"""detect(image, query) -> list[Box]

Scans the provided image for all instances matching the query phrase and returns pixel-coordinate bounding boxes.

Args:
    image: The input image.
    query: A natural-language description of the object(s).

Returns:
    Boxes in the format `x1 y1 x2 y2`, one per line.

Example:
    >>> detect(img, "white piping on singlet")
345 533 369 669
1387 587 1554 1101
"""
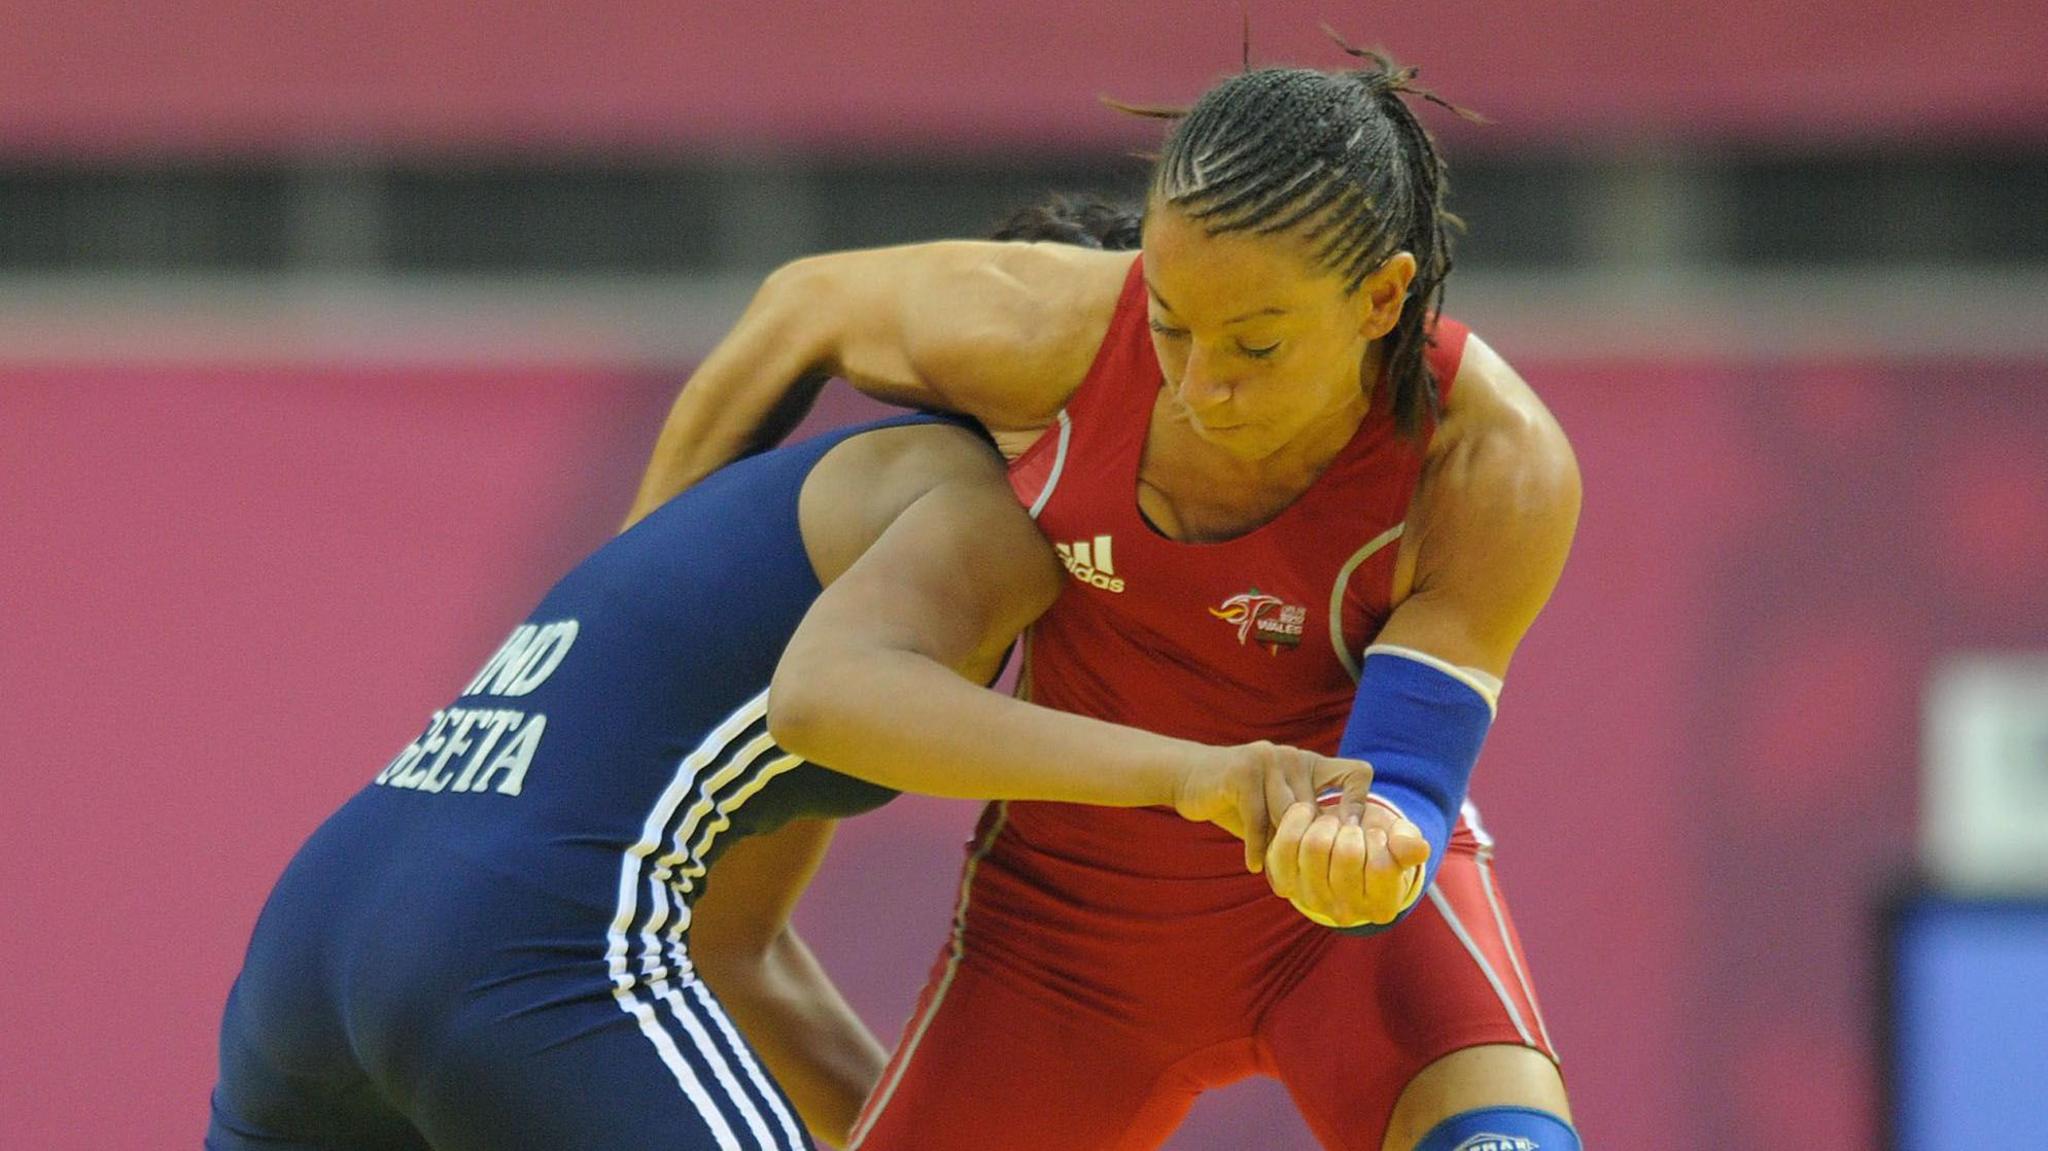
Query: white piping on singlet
1425 883 1538 1049
1476 852 1556 1056
1328 524 1408 683
1459 801 1557 1054
846 801 1011 1150
1025 410 1073 521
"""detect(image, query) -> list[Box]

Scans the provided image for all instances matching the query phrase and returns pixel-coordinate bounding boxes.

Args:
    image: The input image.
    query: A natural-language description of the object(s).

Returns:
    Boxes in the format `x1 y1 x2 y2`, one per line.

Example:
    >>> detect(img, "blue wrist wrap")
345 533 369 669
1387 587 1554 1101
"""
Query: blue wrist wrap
1332 646 1495 932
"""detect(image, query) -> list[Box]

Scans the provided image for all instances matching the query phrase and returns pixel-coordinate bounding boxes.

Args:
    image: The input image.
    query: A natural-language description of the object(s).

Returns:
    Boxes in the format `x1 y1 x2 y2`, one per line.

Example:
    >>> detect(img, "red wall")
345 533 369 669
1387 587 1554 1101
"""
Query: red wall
3 1 2044 156
4 362 2046 1149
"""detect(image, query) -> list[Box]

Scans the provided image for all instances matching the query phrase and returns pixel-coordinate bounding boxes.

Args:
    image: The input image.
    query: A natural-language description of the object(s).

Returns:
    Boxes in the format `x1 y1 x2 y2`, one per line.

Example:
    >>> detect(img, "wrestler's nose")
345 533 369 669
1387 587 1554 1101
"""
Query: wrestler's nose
1176 345 1235 413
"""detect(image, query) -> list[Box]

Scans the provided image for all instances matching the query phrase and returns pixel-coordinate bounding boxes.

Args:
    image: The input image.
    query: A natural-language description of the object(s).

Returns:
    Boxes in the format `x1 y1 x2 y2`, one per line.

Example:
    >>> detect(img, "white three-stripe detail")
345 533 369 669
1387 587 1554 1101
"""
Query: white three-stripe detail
690 980 808 1148
605 688 803 1149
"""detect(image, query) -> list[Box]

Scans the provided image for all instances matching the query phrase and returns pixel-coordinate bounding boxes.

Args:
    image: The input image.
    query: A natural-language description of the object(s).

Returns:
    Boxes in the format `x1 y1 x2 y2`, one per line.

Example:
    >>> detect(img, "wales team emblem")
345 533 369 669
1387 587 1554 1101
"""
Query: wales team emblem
1209 589 1308 654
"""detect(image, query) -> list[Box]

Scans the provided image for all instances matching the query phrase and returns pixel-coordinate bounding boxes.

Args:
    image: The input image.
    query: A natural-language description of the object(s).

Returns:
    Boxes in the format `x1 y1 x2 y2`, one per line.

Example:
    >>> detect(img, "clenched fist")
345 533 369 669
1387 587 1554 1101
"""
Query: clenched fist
1267 796 1429 929
1170 741 1376 875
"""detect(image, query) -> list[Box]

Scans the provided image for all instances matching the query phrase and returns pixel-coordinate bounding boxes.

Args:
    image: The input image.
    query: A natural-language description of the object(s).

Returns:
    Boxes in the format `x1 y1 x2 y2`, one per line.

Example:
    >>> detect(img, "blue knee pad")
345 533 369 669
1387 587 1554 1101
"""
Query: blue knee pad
1413 1106 1580 1151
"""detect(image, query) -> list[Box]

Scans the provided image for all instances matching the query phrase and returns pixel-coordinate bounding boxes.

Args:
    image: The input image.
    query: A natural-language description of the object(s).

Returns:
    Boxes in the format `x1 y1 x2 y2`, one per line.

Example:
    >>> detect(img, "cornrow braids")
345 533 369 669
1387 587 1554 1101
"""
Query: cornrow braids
1136 40 1480 437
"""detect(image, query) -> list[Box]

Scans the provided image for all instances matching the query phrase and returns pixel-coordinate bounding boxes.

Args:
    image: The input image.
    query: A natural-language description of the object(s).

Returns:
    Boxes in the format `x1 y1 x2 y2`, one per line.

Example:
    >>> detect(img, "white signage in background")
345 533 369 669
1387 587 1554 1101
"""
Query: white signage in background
1923 655 2048 893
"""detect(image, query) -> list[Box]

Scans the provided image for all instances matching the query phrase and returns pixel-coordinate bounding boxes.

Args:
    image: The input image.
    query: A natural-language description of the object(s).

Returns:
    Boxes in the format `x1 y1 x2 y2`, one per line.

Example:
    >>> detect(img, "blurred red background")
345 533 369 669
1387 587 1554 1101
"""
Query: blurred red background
6 359 2043 1148
3 0 2043 154
4 1 2047 1147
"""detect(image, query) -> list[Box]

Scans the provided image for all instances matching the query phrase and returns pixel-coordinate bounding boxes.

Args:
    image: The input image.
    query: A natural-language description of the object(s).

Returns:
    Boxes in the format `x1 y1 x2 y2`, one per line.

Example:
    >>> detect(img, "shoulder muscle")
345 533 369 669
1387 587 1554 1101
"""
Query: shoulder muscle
794 428 1061 685
791 242 1129 432
796 422 1008 588
1385 334 1581 677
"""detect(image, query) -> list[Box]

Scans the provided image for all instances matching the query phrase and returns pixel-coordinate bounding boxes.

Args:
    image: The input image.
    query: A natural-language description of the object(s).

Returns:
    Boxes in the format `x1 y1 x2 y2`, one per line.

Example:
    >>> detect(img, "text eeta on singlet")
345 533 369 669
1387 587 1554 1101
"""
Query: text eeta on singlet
373 621 578 797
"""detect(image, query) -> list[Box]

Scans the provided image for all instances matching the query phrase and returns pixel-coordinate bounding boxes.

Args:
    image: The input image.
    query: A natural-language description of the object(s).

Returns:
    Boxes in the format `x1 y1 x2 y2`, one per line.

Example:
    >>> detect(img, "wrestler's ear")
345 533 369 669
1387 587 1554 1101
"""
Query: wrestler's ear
1356 252 1415 342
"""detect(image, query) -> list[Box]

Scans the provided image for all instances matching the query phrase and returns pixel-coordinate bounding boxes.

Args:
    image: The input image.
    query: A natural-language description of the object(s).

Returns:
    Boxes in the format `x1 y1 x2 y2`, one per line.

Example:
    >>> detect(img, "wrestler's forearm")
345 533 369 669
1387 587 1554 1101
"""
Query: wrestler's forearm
770 645 1211 810
625 268 835 527
694 927 885 1149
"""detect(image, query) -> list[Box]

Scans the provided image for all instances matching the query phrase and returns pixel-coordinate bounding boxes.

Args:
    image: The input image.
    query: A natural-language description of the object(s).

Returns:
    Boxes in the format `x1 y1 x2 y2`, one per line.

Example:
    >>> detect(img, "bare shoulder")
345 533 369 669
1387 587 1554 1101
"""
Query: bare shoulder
867 419 1010 488
810 420 1007 517
774 240 1129 433
1429 333 1581 527
1385 333 1582 673
910 240 1131 323
798 421 1010 586
778 237 1138 430
893 242 1132 430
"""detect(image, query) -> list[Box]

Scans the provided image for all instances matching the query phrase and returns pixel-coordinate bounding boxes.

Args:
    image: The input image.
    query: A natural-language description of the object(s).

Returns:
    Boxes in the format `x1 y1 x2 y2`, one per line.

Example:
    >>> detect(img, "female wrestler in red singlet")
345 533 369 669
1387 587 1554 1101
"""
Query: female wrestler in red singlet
634 53 1582 1151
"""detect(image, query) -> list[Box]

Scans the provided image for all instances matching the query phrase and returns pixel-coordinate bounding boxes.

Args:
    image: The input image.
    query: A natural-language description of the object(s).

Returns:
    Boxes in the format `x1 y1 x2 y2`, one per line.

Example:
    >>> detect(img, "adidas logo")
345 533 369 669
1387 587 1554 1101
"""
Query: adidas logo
1054 535 1126 593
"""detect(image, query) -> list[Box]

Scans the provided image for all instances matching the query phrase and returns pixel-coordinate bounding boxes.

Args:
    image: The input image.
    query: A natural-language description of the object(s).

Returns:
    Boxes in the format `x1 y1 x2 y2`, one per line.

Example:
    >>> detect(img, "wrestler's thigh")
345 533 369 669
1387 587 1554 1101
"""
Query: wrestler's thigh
850 958 1189 1151
1262 848 1563 1151
411 979 814 1151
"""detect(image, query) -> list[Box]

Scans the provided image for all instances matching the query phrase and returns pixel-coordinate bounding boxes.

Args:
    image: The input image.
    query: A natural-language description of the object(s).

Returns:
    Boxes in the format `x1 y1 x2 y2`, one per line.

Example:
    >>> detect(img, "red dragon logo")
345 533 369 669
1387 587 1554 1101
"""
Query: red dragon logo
1209 590 1307 653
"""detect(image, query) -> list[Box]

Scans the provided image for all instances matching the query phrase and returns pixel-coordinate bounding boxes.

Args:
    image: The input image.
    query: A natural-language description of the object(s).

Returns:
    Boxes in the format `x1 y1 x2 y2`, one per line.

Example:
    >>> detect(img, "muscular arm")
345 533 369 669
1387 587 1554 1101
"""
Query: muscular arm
625 241 1127 526
774 427 1375 862
688 819 881 1148
771 468 1224 809
1267 336 1581 928
690 432 1386 1134
1379 334 1582 676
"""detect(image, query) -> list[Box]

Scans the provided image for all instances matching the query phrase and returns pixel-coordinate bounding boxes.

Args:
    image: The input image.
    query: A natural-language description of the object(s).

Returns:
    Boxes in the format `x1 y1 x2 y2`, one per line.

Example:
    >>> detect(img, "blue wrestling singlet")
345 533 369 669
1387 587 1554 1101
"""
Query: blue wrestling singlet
210 416 954 1151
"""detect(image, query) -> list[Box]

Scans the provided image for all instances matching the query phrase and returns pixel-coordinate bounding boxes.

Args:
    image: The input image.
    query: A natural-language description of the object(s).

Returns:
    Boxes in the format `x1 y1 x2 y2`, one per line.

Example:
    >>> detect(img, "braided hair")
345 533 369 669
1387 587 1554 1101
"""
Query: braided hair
990 193 1143 251
1130 41 1477 437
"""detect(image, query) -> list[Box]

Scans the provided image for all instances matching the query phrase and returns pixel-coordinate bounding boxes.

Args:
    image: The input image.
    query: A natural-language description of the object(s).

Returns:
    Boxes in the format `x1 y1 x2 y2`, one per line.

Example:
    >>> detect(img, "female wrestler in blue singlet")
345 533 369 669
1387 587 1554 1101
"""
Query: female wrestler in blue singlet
210 414 1373 1151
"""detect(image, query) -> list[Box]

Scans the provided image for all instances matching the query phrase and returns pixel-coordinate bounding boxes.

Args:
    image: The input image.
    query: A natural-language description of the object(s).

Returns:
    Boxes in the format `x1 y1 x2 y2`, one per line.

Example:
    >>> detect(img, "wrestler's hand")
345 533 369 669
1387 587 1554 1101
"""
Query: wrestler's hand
1171 742 1375 874
1264 798 1430 929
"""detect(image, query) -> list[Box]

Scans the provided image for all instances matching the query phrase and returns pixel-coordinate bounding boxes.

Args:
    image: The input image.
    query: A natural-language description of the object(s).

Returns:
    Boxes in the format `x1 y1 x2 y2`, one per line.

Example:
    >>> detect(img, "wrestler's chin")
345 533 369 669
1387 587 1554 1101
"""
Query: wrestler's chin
1191 420 1280 461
